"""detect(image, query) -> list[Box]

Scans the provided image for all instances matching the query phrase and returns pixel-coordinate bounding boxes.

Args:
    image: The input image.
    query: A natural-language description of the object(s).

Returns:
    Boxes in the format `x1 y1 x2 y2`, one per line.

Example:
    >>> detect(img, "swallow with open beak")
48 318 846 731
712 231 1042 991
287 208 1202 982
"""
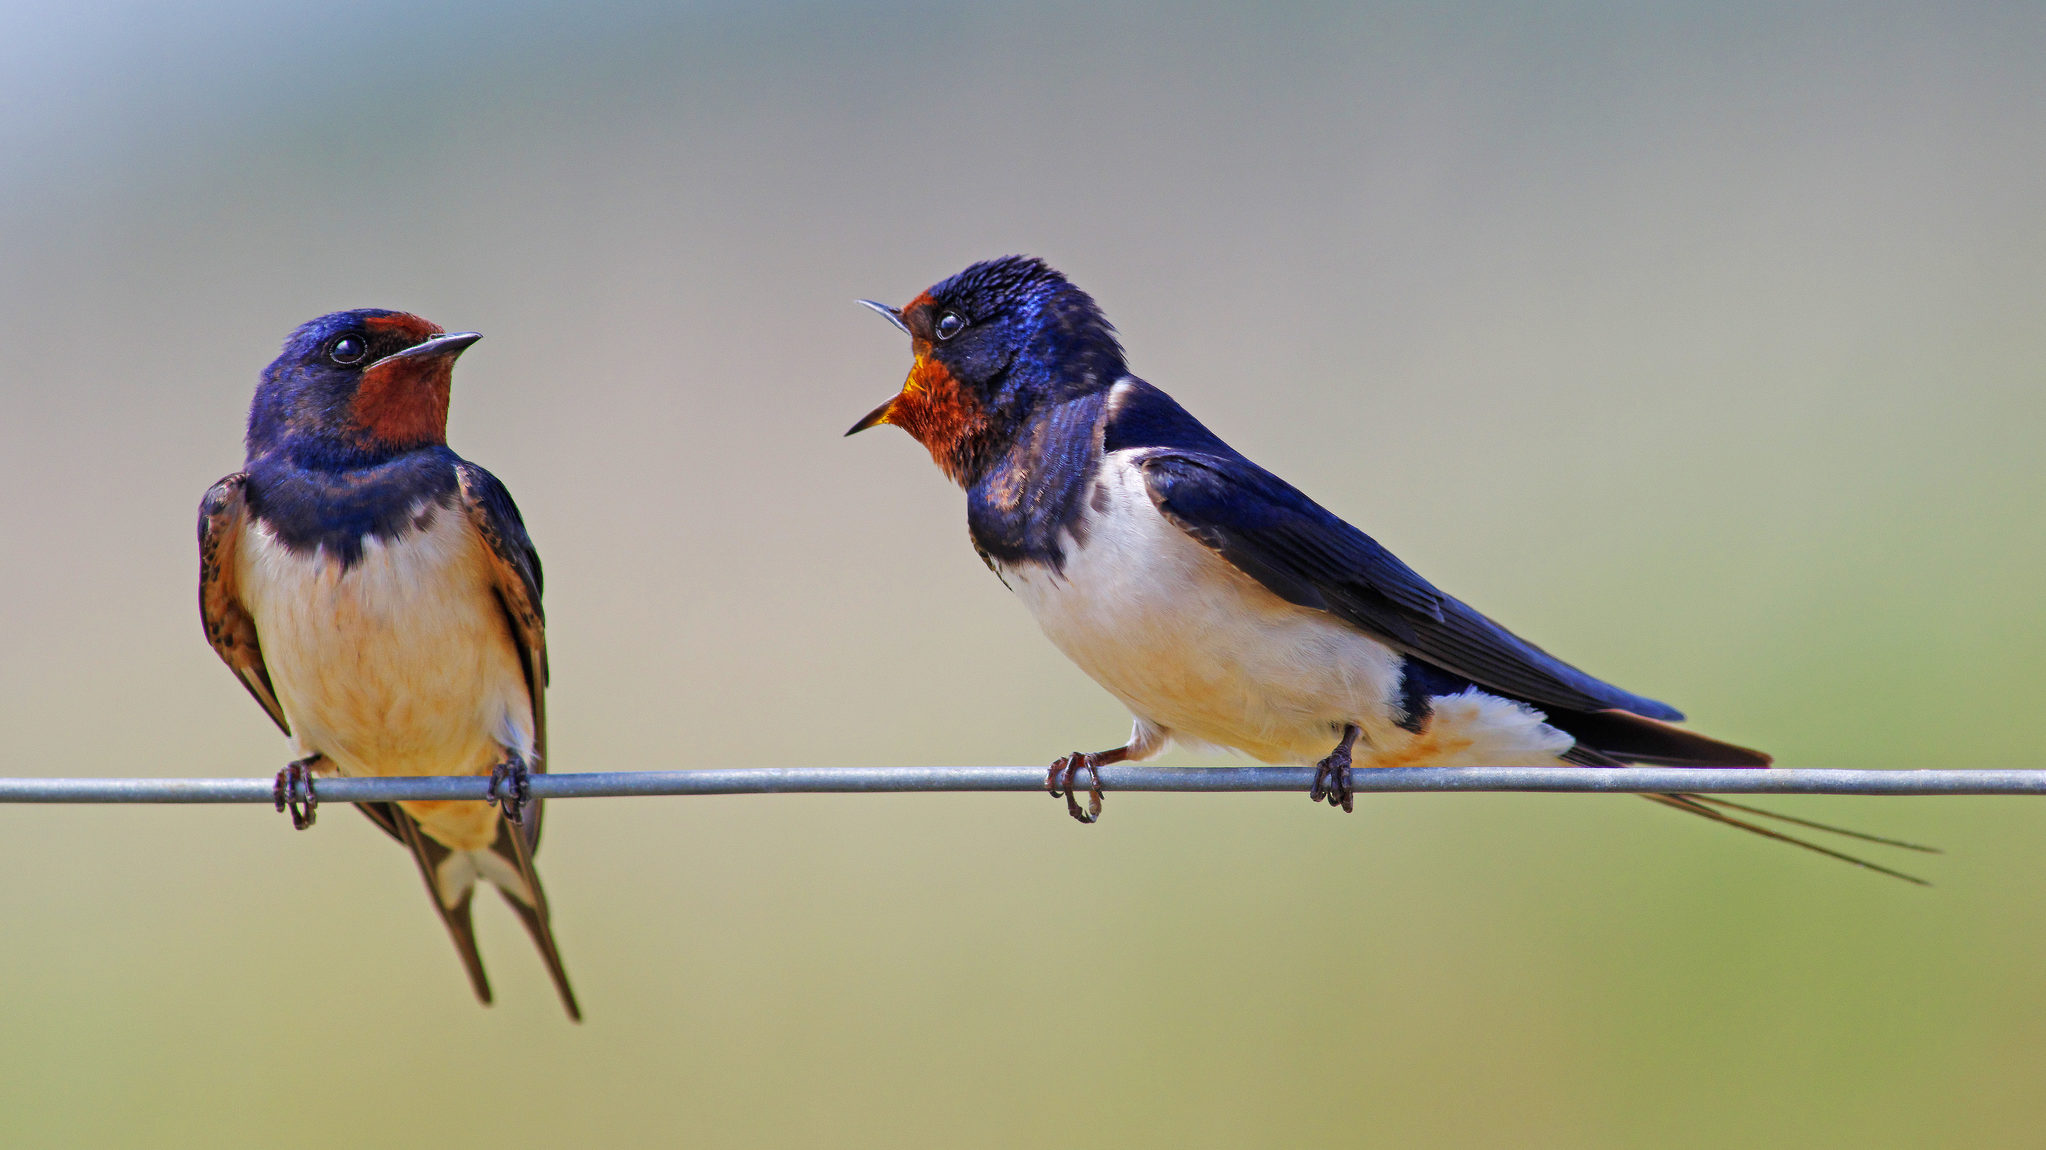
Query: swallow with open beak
849 256 1933 881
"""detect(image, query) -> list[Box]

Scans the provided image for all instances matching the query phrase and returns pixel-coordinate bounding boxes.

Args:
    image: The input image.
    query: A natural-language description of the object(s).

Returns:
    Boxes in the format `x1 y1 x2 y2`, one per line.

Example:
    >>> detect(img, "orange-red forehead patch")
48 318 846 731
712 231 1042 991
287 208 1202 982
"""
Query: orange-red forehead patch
364 313 444 343
901 291 937 336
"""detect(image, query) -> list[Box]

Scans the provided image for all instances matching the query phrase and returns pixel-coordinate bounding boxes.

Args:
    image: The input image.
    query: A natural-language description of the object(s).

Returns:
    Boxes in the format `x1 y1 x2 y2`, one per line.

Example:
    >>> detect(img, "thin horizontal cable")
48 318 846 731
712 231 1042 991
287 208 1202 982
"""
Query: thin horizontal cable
0 766 2043 804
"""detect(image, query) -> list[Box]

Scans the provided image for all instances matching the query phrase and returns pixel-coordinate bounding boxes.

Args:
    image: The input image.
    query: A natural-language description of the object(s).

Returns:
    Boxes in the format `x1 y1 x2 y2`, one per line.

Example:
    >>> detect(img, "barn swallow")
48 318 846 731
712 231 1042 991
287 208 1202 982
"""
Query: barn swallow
850 256 1934 881
199 310 580 1017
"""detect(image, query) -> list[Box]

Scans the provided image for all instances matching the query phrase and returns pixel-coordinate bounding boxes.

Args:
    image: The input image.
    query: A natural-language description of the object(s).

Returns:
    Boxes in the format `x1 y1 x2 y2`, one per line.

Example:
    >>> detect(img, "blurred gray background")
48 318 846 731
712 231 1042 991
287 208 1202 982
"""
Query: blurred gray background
2 2 2043 1146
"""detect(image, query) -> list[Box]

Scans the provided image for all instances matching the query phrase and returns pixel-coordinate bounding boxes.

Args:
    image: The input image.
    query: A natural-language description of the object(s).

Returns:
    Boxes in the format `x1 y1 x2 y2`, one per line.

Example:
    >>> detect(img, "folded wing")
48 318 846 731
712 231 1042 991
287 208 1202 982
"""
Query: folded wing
198 473 290 735
1109 382 1681 721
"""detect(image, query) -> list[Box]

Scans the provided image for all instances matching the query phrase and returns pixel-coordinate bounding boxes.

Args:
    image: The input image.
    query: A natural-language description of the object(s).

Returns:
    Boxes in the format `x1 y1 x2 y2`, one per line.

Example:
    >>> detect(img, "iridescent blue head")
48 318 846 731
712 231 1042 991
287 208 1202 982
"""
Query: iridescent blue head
848 256 1125 483
246 309 481 468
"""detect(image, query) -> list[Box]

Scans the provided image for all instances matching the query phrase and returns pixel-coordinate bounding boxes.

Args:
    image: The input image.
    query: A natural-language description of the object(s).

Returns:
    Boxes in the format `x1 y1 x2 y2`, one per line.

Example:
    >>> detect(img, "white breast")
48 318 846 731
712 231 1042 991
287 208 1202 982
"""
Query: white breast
1000 450 1570 769
235 503 534 796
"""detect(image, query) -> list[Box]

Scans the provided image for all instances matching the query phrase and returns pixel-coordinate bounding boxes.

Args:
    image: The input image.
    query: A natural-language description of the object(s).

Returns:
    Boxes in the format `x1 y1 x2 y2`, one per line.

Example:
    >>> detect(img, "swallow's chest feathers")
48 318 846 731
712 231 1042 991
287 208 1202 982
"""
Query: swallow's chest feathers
996 451 1570 768
235 495 532 783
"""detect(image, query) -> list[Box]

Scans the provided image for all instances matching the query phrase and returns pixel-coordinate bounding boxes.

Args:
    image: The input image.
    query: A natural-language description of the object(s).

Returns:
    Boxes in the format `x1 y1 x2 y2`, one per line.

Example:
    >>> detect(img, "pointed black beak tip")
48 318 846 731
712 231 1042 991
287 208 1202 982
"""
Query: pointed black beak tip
379 331 483 365
432 331 483 357
846 394 897 436
857 299 911 336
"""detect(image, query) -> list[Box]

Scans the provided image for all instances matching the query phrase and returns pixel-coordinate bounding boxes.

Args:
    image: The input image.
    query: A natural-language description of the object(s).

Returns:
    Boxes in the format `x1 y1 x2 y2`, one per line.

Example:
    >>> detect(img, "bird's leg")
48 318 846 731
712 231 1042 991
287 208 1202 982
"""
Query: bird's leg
1047 746 1128 825
1311 724 1362 813
272 754 324 830
487 752 534 824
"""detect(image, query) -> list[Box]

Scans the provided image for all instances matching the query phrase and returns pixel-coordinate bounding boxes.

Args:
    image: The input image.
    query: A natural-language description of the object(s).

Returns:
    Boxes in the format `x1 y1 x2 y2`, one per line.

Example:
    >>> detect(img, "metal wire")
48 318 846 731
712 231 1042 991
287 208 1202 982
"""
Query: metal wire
0 766 2041 804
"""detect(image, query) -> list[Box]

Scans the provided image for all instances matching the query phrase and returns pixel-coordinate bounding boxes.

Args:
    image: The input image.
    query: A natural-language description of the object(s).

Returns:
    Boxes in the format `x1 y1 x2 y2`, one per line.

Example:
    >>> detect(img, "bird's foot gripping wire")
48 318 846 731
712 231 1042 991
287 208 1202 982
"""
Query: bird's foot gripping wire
1047 751 1113 825
273 755 322 830
487 756 533 824
1310 724 1362 813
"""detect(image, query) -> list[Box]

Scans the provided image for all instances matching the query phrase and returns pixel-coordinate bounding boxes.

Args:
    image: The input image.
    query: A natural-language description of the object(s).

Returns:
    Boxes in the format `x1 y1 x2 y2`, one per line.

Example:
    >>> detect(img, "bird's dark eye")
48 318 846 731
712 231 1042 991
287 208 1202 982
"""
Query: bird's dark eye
934 312 966 341
328 335 368 365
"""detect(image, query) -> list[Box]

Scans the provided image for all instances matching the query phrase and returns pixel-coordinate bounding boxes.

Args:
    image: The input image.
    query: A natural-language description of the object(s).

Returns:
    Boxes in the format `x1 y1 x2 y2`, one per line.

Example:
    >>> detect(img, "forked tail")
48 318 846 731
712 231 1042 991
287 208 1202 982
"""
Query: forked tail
359 802 583 1020
1555 710 1939 885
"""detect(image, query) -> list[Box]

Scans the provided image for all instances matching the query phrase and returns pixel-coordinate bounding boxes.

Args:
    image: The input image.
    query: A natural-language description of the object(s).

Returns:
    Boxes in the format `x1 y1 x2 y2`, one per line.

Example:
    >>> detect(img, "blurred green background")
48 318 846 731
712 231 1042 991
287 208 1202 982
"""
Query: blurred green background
2 2 2043 1146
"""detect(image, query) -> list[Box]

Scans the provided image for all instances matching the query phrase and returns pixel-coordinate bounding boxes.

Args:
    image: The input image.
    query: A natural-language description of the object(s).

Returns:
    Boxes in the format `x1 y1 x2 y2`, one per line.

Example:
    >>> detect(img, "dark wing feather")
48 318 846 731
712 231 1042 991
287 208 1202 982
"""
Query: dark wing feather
1545 709 1767 767
198 473 290 734
1100 385 1943 875
356 800 408 844
455 461 549 851
384 800 582 1018
368 796 581 1017
488 810 581 1020
1102 382 1678 718
453 462 580 1017
1132 448 1682 720
391 809 495 1006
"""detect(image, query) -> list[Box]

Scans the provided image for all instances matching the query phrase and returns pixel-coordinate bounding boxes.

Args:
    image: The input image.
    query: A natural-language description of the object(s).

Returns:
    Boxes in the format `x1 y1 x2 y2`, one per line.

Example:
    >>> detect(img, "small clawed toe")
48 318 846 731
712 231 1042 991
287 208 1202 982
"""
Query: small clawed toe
487 759 532 823
273 756 320 830
1311 725 1359 813
1310 757 1354 813
1047 753 1105 824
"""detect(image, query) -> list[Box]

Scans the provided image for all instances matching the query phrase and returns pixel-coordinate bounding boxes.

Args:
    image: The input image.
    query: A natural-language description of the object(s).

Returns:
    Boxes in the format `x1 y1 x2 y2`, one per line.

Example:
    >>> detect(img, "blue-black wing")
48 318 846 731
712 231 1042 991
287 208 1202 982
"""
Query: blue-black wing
1102 382 1946 875
1106 380 1682 720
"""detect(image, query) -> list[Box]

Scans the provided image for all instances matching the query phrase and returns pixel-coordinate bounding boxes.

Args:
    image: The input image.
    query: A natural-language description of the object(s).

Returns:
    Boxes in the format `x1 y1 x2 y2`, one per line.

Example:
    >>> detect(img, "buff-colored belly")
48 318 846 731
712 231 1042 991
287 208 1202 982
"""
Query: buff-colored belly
236 507 532 850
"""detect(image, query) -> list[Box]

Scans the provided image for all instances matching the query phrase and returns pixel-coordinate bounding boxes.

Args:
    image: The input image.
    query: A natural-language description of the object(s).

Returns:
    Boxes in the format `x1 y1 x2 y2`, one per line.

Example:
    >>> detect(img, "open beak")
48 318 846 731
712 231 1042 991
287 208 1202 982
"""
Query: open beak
857 299 910 335
376 331 483 366
845 395 897 436
847 299 911 434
